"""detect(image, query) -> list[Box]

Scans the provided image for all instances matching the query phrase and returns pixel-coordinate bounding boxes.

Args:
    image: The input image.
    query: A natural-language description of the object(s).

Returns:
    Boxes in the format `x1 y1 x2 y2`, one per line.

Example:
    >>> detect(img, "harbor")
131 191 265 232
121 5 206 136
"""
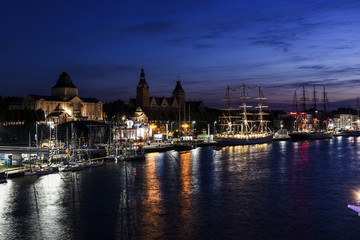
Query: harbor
3 1 360 238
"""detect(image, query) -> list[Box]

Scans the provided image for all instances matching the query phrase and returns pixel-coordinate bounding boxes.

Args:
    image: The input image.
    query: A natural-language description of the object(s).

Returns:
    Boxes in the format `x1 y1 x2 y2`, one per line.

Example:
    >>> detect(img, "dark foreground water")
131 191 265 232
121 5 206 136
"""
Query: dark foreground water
1 137 360 240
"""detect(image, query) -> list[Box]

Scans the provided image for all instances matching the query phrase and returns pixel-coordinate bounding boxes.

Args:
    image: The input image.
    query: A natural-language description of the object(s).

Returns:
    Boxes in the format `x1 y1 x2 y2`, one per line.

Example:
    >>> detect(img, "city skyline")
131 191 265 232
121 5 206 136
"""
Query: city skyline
2 0 360 111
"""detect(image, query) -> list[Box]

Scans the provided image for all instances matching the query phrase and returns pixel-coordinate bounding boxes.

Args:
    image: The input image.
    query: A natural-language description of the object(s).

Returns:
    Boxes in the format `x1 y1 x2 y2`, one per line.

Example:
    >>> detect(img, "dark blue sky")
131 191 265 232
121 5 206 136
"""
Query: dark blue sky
2 0 360 110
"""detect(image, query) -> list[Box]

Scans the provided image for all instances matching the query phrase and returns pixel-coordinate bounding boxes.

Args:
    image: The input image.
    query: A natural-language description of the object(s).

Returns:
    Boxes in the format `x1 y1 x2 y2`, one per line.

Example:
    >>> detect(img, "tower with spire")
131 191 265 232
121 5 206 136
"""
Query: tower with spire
136 68 150 109
172 80 186 108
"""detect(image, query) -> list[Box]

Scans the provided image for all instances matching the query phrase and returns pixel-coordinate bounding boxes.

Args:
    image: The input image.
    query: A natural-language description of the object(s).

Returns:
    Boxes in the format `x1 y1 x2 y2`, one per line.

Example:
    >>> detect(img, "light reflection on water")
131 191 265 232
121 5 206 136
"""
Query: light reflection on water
1 140 360 239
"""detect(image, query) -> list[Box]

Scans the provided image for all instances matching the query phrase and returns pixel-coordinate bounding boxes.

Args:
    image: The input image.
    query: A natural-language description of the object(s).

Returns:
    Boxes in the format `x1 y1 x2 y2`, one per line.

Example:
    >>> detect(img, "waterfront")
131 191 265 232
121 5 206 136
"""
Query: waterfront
1 137 360 239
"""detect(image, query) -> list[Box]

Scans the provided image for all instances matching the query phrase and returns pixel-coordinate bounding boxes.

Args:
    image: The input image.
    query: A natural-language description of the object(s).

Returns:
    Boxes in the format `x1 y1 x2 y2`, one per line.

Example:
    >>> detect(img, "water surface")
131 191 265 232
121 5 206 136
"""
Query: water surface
1 137 360 239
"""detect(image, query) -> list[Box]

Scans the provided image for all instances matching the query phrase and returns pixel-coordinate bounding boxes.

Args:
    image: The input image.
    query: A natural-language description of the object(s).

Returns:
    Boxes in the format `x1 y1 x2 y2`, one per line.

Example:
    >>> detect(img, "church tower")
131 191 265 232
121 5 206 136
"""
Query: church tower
172 80 186 107
136 68 150 109
51 71 78 101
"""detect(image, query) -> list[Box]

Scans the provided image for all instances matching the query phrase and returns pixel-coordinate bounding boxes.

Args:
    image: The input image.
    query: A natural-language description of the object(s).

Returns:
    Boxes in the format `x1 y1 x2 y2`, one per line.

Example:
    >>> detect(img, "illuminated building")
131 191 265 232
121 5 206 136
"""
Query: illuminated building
17 71 103 123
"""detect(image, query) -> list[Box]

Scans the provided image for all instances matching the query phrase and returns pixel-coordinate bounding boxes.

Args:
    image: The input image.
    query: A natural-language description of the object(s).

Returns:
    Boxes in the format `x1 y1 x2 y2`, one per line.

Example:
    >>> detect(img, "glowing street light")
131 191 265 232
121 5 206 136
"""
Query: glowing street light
182 123 189 130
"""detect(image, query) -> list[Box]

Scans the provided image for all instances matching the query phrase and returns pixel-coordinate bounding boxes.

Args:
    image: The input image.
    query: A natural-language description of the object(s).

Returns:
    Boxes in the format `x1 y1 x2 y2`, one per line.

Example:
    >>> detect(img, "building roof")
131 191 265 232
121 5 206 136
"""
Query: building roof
137 68 149 89
82 97 100 103
173 80 184 92
52 71 77 89
27 94 99 103
28 94 63 101
150 97 169 106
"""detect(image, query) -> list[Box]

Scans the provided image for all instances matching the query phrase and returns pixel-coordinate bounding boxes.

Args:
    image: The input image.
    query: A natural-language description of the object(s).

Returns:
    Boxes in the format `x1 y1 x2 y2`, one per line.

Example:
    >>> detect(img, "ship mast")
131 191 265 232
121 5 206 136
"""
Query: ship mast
239 83 253 134
312 84 319 132
219 86 241 134
255 85 269 133
300 83 309 112
357 97 360 130
321 85 329 131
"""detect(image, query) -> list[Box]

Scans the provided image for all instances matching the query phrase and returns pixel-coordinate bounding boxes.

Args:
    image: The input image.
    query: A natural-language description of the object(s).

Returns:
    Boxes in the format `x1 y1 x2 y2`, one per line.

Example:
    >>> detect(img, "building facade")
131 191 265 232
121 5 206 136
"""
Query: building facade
20 71 103 123
129 68 188 111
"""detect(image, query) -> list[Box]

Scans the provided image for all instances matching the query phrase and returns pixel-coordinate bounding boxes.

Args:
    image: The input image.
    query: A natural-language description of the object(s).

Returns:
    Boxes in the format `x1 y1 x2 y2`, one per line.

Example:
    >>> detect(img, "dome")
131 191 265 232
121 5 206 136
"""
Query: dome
52 71 77 89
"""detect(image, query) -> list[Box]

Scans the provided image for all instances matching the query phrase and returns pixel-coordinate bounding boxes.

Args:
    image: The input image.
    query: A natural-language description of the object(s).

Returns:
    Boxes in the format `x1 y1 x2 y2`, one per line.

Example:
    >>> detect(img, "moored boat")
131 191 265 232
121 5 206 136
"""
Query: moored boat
173 142 195 151
273 129 290 141
214 84 273 146
338 130 360 137
36 167 53 176
289 83 333 141
289 131 333 141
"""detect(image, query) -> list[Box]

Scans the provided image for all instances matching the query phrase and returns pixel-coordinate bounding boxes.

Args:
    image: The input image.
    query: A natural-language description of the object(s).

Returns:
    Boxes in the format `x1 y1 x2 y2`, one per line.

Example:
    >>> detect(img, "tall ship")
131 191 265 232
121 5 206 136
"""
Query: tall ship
289 83 333 141
214 84 273 145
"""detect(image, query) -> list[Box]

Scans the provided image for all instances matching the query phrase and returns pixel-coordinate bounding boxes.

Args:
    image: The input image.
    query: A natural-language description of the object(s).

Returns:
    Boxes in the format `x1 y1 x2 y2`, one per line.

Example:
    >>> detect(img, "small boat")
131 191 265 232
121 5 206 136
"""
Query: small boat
273 129 290 141
84 160 104 168
338 130 360 137
24 169 38 176
173 142 195 151
36 167 53 176
71 163 85 172
58 164 72 172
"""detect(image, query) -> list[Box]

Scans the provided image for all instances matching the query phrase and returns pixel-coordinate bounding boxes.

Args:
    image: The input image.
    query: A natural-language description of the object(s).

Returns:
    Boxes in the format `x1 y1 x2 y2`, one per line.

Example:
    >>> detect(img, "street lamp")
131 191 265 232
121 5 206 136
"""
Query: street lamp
213 121 217 134
182 123 189 136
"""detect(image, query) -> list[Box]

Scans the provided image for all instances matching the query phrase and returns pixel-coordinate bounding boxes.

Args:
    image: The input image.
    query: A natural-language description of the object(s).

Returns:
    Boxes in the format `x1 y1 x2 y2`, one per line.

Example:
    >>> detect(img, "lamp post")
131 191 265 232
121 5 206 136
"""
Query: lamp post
213 121 217 134
182 123 189 136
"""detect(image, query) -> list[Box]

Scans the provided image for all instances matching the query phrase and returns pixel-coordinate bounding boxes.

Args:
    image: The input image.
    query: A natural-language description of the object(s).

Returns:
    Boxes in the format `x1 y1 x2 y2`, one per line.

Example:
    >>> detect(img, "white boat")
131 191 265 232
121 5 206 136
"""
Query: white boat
214 84 273 146
273 129 290 141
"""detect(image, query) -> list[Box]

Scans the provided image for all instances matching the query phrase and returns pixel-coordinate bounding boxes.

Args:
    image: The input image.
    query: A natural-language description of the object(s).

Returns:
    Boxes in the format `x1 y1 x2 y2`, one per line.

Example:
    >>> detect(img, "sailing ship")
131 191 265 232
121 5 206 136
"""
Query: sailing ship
214 84 273 145
289 83 333 141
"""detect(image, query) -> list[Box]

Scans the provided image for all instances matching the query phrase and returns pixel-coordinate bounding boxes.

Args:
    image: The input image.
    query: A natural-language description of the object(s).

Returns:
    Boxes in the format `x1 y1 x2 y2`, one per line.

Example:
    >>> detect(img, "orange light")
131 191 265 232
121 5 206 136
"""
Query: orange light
290 112 297 115
182 123 189 129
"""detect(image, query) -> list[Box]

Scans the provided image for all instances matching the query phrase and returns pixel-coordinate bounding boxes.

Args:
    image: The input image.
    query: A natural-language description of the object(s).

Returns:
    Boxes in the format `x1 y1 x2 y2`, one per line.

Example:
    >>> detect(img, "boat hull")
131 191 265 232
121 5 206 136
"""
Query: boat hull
214 134 274 146
339 130 360 137
289 132 333 141
173 144 195 151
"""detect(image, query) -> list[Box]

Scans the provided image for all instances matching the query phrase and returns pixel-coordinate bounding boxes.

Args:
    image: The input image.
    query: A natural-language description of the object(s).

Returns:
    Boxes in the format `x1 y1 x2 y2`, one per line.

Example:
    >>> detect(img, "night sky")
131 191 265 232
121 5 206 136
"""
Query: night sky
2 0 360 111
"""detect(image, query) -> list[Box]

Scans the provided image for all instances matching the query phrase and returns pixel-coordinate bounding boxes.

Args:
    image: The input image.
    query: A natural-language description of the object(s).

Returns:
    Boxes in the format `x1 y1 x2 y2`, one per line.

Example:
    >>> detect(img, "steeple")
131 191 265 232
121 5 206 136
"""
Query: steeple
136 68 150 109
172 80 185 107
140 68 146 83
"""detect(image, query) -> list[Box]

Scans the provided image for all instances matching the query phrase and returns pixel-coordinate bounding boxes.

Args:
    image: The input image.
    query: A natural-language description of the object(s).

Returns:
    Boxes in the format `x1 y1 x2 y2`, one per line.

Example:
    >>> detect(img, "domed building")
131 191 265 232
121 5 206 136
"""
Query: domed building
20 71 103 123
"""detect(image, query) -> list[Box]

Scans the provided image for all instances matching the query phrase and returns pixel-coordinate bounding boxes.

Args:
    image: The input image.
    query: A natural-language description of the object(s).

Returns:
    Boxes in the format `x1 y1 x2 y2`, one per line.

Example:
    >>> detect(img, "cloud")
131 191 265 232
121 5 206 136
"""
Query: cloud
298 65 327 70
251 39 290 52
